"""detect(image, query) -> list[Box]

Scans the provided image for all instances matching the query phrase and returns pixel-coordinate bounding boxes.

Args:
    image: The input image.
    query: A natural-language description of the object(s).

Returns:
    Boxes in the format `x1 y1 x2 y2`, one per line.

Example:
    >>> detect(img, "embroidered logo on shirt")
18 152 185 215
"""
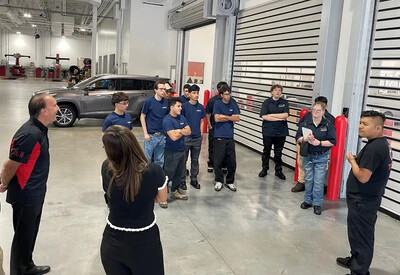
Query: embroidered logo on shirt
197 110 201 112
162 107 167 109
229 109 233 111
278 104 285 107
320 126 327 132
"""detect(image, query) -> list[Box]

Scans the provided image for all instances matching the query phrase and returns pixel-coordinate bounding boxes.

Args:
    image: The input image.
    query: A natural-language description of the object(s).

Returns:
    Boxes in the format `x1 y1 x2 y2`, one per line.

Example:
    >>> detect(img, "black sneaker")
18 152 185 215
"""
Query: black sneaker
275 171 286 180
207 166 214 173
300 201 312 209
336 256 351 269
180 182 187 190
314 206 322 215
258 168 268 177
222 167 228 174
190 181 201 189
291 182 305 192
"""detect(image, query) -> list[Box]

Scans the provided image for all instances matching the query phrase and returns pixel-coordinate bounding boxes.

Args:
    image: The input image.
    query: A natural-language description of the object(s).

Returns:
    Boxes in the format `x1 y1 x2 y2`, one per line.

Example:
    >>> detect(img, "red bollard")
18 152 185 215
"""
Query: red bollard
203 89 211 134
294 108 310 183
326 115 347 200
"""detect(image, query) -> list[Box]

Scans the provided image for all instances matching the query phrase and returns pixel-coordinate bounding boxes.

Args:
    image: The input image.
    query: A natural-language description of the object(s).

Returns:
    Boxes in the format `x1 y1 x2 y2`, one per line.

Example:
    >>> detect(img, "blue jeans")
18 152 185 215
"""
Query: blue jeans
144 135 165 166
302 151 330 206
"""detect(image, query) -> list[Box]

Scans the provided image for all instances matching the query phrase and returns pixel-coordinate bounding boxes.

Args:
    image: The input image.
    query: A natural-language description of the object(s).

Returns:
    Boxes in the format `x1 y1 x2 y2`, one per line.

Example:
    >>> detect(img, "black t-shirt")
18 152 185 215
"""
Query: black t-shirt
205 95 238 126
346 137 392 199
295 116 336 154
259 97 289 137
6 118 50 206
102 160 166 228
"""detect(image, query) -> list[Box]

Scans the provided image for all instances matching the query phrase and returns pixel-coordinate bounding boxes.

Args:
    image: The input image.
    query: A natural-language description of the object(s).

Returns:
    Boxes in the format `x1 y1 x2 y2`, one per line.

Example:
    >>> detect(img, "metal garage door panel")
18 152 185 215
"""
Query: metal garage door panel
235 52 318 61
236 29 321 44
374 39 400 49
381 198 400 216
374 29 400 40
384 189 400 205
232 81 312 93
235 45 318 56
233 71 315 82
237 13 321 35
234 60 317 67
239 0 322 22
235 37 320 51
376 18 400 30
387 179 400 193
237 21 321 40
368 79 400 89
373 49 400 58
366 96 400 110
370 68 400 78
378 0 400 10
377 8 400 21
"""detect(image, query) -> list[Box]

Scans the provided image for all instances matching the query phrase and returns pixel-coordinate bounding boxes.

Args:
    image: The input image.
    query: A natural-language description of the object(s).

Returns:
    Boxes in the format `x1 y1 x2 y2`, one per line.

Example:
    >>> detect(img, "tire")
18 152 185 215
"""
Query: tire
54 104 77 127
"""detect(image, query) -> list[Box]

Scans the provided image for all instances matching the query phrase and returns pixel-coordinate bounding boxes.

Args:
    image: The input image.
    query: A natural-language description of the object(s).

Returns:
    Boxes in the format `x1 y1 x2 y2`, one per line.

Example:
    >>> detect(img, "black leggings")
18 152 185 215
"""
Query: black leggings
100 224 164 275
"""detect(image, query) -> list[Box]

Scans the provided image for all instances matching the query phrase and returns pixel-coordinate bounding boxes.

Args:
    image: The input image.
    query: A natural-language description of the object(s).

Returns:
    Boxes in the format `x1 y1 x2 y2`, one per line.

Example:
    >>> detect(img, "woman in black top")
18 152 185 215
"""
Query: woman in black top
100 125 167 275
295 102 336 215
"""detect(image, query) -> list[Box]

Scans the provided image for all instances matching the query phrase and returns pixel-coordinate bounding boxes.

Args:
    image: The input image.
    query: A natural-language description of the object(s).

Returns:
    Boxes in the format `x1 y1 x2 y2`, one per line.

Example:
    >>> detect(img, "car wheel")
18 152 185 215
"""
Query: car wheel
54 105 77 127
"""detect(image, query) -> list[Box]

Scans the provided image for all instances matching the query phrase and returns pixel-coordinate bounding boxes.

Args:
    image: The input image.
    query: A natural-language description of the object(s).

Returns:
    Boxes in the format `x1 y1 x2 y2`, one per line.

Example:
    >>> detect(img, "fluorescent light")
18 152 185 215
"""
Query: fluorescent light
16 31 21 34
32 24 37 27
23 13 31 18
80 28 86 32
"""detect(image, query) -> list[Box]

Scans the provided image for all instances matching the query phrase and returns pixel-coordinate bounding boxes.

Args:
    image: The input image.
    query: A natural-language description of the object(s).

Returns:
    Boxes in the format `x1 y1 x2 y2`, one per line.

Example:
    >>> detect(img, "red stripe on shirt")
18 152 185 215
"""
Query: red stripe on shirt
16 142 41 190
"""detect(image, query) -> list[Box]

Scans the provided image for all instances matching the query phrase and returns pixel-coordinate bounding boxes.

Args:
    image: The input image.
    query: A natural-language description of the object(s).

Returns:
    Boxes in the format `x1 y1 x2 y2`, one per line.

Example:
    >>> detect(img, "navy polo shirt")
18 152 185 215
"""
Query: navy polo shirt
213 99 240 138
141 96 169 134
6 118 50 206
295 116 336 154
259 97 289 137
179 95 189 103
102 112 133 132
182 101 205 138
302 110 335 125
162 114 189 152
206 95 239 126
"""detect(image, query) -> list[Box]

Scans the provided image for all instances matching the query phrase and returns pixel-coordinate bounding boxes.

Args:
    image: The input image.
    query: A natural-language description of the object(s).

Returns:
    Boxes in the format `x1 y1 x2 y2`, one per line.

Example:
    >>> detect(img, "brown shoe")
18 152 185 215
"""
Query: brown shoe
171 190 188 200
291 182 305 192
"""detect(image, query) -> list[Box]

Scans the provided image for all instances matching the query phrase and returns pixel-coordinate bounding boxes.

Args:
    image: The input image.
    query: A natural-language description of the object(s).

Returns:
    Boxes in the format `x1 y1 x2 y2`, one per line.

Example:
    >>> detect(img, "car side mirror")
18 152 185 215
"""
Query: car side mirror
83 90 89 96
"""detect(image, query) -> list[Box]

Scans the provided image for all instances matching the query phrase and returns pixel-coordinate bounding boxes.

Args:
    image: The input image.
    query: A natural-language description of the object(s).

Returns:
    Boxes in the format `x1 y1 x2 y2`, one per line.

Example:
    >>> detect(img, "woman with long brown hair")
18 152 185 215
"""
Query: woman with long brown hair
100 125 167 275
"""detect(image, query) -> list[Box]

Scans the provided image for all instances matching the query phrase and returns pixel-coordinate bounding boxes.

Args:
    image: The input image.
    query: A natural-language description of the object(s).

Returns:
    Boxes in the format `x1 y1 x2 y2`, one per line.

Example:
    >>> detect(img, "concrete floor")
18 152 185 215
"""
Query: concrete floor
0 79 399 275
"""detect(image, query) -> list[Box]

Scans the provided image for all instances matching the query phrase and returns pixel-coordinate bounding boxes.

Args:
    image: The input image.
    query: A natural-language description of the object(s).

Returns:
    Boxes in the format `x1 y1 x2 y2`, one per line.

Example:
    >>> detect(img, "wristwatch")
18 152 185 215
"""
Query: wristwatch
319 140 322 146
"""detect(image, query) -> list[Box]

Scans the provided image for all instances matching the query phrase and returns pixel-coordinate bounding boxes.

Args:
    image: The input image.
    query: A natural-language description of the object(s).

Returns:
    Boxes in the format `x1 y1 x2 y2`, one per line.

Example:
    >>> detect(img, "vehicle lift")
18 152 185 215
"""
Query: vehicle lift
45 53 70 81
4 53 31 78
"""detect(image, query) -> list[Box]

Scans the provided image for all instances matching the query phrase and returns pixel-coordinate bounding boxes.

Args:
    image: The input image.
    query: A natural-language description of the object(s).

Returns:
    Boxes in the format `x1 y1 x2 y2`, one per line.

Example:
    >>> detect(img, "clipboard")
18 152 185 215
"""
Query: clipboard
302 127 313 138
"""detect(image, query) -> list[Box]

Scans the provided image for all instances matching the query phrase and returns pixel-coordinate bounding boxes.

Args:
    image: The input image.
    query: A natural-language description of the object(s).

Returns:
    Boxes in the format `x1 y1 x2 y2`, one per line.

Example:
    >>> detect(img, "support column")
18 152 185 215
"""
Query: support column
223 16 237 85
339 0 376 197
175 30 185 95
313 0 343 112
116 0 125 74
211 16 226 92
91 5 98 75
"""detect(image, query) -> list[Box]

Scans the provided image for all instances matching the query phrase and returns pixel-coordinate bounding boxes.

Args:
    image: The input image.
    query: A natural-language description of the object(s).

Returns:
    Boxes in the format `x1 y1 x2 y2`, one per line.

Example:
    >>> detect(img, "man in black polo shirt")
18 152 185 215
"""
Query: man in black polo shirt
258 84 289 180
337 111 392 275
0 94 59 275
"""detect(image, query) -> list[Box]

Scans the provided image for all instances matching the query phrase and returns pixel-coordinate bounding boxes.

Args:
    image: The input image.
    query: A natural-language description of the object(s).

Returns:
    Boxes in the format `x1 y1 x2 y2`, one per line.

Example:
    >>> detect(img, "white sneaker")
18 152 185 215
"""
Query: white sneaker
214 182 223 191
224 183 237 192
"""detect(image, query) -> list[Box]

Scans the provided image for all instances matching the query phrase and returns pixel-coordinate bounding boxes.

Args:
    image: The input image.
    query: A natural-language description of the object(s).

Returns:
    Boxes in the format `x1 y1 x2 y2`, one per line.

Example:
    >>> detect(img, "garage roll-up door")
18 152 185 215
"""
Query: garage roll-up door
232 0 323 167
365 0 400 217
169 0 215 30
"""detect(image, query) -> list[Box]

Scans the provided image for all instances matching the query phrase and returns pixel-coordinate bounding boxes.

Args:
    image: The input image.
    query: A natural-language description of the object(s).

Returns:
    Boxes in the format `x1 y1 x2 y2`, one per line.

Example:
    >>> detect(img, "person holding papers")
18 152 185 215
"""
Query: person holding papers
295 102 336 215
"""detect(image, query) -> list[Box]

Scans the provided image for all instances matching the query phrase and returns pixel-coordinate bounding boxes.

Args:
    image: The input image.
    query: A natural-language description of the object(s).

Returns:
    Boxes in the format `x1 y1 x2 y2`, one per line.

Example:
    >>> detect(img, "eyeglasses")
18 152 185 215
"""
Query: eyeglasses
312 109 323 113
117 101 129 106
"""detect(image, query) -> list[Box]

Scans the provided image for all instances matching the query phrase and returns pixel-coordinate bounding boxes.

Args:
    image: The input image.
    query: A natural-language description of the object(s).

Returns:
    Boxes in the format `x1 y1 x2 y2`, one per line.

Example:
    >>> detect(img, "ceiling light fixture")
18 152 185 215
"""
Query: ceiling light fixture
32 24 37 27
80 28 86 32
16 31 21 34
23 13 32 18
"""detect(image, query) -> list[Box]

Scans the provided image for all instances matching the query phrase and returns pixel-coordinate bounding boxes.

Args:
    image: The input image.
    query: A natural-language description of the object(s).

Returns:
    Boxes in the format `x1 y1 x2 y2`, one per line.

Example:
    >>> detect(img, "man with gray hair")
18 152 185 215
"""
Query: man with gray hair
0 93 59 275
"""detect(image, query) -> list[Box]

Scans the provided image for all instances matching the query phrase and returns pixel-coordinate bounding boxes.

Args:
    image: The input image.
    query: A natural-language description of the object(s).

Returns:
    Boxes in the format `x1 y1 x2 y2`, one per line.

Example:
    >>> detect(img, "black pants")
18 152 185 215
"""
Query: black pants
10 203 43 275
101 224 164 275
208 127 226 168
214 138 236 184
164 150 185 192
347 196 381 275
261 136 286 172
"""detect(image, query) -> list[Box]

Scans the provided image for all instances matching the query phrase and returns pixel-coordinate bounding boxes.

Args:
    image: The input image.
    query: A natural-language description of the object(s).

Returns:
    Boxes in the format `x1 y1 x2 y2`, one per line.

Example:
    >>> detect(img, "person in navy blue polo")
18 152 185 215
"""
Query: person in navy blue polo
140 81 169 166
0 94 59 275
213 85 240 192
258 84 289 180
179 84 191 103
163 98 191 204
102 92 133 133
180 84 206 190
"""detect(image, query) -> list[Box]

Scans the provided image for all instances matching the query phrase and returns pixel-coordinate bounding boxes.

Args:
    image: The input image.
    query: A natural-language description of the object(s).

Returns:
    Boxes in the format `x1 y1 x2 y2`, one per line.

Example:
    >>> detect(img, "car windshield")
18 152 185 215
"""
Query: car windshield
72 75 104 89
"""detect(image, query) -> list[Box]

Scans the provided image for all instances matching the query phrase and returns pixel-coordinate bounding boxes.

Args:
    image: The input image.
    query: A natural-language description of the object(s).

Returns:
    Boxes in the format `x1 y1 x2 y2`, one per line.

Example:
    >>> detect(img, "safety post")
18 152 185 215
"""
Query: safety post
294 108 310 182
327 115 348 200
203 89 211 134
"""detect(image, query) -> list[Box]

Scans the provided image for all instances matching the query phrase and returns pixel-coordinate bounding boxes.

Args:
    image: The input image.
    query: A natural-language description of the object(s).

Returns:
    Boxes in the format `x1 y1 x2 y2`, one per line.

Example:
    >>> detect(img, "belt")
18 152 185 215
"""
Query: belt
150 132 164 136
309 150 329 156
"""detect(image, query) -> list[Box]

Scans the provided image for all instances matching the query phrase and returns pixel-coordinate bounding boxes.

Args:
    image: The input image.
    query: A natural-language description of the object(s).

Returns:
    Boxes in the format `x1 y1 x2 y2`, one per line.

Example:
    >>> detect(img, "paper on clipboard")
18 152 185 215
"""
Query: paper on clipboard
302 127 313 138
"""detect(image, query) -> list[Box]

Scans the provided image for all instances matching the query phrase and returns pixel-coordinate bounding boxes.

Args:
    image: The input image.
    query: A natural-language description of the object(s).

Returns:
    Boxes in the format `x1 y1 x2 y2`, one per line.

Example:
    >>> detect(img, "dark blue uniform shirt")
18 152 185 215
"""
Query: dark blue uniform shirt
7 118 50 206
206 95 238 126
102 112 133 132
179 95 189 103
259 97 289 137
162 114 189 152
141 96 169 134
182 101 205 138
295 116 336 154
213 99 240 139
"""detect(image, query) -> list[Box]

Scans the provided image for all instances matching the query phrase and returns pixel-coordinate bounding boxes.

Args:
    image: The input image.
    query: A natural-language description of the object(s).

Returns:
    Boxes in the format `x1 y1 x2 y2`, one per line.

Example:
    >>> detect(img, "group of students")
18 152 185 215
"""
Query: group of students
0 80 392 275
